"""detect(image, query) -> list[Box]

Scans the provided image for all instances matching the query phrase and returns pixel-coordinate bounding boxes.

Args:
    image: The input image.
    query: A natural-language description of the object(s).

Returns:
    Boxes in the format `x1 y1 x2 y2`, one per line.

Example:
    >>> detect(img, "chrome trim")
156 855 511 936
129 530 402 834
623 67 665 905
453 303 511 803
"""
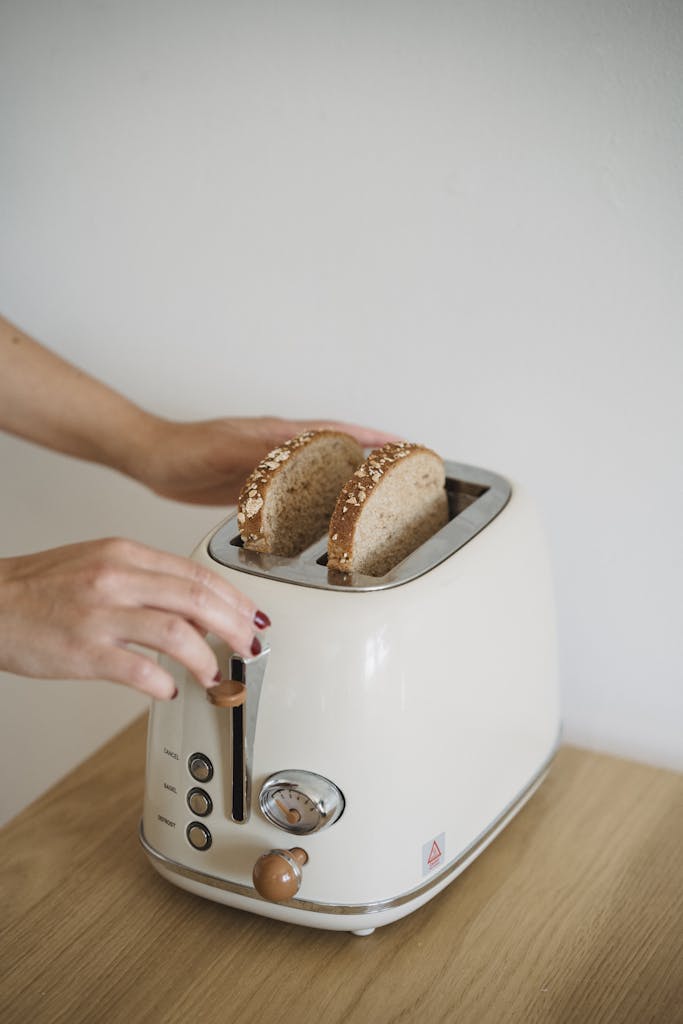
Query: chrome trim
225 645 270 825
207 460 511 591
270 848 304 886
259 770 345 835
139 739 558 917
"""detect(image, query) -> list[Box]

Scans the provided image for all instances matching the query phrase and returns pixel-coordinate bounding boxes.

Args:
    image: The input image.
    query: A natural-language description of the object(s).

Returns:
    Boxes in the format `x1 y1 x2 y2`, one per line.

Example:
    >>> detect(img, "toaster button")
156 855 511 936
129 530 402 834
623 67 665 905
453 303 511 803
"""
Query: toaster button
186 822 212 851
187 788 213 817
188 753 213 783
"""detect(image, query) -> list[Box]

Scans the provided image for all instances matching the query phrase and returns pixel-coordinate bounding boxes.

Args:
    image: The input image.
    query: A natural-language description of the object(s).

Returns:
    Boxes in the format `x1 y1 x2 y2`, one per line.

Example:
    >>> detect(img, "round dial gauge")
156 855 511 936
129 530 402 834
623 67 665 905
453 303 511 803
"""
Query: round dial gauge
259 771 344 835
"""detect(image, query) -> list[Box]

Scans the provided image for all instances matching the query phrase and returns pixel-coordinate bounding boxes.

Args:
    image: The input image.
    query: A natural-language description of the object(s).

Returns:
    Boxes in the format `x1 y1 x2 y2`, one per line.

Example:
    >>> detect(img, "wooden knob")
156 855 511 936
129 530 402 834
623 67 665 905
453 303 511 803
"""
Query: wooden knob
252 847 308 902
207 679 246 708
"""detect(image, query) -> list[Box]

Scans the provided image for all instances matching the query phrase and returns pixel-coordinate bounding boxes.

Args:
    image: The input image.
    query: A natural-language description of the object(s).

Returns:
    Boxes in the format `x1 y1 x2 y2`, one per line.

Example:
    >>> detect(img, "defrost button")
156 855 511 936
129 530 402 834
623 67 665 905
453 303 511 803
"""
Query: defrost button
186 822 212 851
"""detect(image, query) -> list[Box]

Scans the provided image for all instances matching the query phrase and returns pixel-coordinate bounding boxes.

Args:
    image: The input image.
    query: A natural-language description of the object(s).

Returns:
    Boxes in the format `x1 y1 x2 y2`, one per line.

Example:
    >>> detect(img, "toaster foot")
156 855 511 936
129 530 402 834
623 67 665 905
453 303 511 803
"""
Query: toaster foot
351 928 375 937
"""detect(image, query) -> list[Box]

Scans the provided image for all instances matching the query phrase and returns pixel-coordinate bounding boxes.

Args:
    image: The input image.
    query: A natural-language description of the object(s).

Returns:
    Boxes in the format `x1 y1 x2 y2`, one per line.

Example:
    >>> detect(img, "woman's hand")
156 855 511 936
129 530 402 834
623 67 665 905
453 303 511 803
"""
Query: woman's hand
128 415 402 506
0 538 270 699
0 315 401 505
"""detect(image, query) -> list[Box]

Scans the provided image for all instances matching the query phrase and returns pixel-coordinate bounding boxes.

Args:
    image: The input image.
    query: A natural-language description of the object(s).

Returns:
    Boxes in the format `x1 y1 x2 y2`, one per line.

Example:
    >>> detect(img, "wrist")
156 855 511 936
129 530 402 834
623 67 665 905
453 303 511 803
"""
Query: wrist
101 408 168 485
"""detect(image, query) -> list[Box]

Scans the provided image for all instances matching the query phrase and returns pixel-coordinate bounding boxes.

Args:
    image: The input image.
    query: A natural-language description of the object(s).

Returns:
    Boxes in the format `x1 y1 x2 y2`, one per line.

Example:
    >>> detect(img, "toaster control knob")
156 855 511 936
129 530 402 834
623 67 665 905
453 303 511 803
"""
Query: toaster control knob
252 847 308 902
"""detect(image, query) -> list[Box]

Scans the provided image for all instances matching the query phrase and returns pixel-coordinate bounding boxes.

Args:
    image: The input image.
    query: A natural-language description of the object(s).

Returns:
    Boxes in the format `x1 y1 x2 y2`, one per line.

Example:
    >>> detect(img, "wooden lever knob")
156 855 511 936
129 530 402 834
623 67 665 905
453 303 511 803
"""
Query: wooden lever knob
207 679 246 708
252 847 308 902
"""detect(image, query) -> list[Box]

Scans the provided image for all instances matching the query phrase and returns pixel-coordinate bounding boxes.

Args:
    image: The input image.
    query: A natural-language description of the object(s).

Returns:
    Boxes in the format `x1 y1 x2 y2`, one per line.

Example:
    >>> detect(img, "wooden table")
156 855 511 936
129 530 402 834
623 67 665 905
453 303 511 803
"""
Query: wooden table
1 717 681 1024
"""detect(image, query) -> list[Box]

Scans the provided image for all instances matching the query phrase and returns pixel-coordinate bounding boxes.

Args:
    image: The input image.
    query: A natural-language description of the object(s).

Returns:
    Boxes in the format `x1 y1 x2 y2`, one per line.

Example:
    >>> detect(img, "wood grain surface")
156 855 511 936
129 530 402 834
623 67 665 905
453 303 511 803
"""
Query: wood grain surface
0 716 681 1024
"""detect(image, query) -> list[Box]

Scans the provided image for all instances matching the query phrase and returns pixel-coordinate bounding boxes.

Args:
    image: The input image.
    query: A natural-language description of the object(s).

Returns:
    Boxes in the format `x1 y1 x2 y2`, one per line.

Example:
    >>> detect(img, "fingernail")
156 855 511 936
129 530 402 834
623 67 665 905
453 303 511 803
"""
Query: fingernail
250 636 262 656
254 609 271 629
213 671 221 682
170 687 178 700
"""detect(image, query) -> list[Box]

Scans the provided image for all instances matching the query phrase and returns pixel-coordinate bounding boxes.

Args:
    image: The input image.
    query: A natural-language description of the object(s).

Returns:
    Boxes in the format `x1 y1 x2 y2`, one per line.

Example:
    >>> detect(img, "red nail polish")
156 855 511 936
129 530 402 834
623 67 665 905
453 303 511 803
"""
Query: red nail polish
170 687 178 700
250 636 262 656
213 671 221 682
254 609 271 629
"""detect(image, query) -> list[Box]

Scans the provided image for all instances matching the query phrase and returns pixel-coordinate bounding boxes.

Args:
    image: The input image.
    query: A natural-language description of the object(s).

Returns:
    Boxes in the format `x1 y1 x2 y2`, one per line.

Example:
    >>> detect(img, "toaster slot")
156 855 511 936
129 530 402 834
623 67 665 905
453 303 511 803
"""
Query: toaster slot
313 479 490 570
446 478 488 518
229 656 246 822
225 645 270 825
231 704 245 821
207 459 511 591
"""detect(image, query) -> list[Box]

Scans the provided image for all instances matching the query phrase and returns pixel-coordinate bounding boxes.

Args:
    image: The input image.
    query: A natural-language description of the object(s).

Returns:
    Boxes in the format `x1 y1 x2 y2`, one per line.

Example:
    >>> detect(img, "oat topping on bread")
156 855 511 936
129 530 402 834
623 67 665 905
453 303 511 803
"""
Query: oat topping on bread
237 430 364 556
327 442 449 577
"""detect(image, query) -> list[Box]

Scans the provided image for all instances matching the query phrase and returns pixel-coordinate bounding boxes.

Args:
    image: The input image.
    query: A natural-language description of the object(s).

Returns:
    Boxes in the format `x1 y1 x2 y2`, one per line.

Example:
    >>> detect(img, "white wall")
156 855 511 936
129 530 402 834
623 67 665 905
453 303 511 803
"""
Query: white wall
1 1 681 826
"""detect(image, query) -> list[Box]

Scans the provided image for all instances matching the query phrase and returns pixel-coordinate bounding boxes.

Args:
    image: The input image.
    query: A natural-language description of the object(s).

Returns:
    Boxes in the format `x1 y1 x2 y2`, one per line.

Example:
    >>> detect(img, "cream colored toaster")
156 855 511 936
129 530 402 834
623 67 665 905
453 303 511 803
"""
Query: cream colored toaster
140 460 560 935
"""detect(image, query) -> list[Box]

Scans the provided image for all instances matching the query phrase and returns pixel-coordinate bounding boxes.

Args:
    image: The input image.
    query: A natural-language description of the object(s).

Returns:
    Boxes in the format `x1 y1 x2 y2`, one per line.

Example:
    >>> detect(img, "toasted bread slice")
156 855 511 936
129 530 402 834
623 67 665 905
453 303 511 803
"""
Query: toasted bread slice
327 442 449 577
237 430 365 556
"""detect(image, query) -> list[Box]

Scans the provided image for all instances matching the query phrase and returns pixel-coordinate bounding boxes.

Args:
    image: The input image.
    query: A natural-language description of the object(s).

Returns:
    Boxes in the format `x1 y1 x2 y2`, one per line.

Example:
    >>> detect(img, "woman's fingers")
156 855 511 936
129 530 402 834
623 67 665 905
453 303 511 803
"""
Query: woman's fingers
133 415 402 505
297 420 403 447
86 542 262 660
96 539 258 623
0 537 271 700
92 645 178 701
109 608 220 688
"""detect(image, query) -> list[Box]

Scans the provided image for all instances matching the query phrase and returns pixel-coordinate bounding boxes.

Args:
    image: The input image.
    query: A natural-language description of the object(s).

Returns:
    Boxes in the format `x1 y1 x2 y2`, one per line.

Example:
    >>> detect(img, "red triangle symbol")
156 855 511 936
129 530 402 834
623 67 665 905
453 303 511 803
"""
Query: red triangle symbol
427 840 442 866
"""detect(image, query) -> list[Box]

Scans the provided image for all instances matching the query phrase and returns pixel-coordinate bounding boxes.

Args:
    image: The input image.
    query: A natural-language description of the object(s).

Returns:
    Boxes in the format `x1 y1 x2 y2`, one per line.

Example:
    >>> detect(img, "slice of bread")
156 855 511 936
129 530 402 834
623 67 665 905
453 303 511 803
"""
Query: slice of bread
237 430 365 556
327 442 449 577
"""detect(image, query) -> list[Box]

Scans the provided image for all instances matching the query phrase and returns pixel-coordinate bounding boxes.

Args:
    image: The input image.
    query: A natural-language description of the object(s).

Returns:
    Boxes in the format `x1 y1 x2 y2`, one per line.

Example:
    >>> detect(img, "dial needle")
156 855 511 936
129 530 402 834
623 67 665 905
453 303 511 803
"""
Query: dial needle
275 798 301 825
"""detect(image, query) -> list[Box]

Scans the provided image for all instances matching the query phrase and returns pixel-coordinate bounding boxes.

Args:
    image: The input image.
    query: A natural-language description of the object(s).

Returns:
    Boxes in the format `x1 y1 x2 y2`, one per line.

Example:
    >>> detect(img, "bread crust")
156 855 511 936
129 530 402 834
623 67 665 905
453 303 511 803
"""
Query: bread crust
237 430 363 552
327 441 445 573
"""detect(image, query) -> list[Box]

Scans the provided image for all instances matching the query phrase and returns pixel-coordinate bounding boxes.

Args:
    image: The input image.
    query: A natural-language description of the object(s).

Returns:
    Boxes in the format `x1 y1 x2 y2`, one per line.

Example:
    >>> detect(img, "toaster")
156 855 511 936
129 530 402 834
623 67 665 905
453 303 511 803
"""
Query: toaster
140 460 560 935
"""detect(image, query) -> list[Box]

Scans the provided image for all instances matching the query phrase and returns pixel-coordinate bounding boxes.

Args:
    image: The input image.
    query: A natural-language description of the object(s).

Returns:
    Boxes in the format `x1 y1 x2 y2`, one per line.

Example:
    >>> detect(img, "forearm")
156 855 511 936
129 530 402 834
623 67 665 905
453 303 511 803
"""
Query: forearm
0 314 160 476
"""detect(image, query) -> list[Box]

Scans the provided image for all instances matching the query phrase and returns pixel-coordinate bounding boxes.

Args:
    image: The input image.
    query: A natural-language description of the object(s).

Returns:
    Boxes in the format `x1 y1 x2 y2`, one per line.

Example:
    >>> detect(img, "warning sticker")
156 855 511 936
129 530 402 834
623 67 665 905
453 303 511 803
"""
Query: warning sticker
422 833 446 875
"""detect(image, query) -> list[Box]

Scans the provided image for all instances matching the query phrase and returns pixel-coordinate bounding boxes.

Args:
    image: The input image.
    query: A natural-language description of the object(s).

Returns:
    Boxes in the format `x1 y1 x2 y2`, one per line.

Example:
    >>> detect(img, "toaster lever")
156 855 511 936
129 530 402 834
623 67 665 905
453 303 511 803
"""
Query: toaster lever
206 679 246 708
212 643 270 824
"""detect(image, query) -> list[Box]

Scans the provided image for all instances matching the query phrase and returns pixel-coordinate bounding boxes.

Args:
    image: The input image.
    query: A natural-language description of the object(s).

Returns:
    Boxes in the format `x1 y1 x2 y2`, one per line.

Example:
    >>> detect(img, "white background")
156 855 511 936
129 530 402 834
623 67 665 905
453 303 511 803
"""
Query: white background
1 1 681 826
